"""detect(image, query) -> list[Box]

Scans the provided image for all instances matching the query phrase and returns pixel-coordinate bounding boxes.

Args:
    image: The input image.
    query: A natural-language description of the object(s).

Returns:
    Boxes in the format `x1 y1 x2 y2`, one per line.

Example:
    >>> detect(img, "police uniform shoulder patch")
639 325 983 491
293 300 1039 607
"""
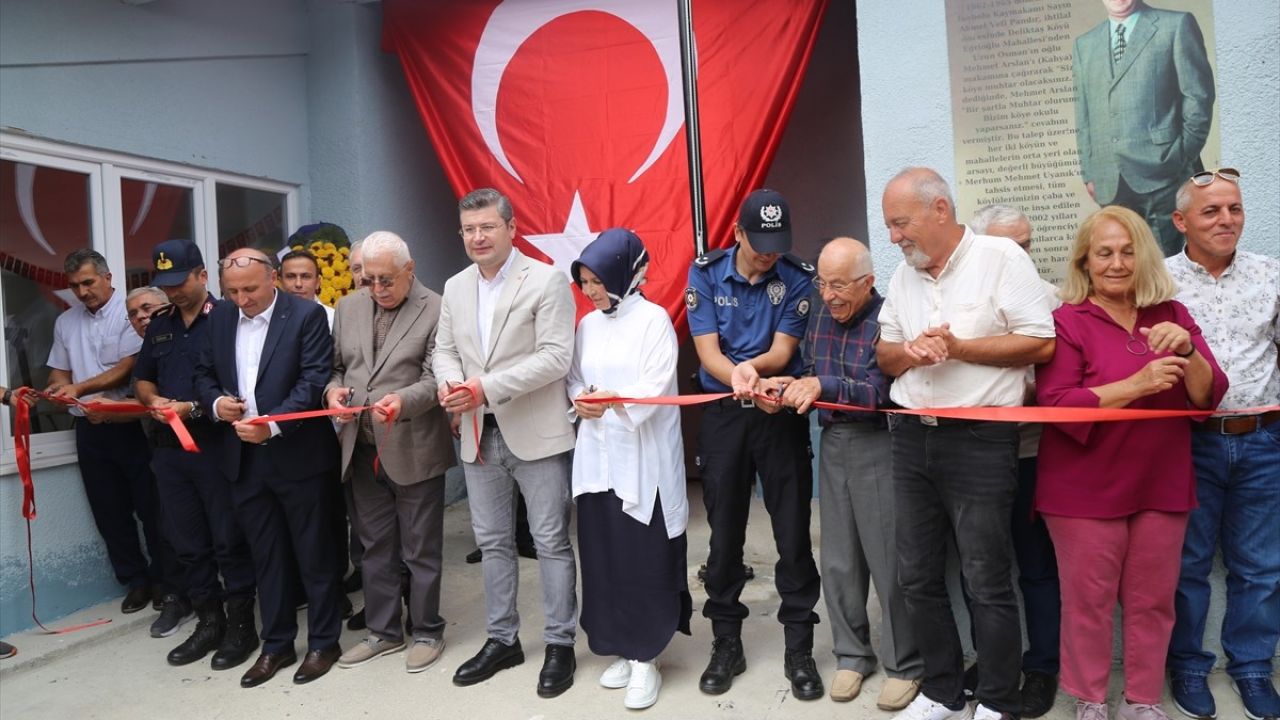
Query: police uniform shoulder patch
153 304 177 319
201 299 215 316
693 248 726 268
684 287 699 310
797 297 811 318
782 253 815 274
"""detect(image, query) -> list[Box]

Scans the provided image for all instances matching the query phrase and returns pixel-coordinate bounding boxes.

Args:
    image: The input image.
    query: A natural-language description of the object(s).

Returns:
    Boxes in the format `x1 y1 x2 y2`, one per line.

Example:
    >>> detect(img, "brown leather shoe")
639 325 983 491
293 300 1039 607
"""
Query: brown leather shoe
292 646 342 684
239 650 298 688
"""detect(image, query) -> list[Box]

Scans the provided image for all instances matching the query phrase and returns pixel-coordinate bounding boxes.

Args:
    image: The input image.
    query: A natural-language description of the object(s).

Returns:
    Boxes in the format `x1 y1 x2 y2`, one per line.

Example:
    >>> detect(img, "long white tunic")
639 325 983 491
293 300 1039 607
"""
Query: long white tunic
567 294 688 538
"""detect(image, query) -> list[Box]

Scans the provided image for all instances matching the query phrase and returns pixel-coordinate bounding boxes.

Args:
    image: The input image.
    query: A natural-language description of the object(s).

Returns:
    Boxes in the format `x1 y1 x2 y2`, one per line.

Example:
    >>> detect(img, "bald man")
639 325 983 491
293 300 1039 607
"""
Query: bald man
195 247 344 688
769 238 923 710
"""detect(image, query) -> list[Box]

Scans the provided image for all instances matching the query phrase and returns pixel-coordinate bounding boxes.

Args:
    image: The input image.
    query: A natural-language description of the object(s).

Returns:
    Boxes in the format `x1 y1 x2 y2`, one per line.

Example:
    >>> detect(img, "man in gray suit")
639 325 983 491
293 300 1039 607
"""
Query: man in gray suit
325 231 456 675
433 188 579 698
1072 0 1215 256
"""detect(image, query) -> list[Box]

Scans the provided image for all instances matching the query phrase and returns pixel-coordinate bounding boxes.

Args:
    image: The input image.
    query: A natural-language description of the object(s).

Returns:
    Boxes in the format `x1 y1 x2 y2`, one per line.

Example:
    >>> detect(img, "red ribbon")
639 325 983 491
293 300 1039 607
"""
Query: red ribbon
244 404 397 474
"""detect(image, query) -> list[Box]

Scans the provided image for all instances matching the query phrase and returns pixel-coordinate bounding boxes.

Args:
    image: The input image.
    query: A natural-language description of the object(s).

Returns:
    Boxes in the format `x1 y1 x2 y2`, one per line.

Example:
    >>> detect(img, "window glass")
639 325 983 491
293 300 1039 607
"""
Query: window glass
119 178 194 290
0 160 88 435
216 184 286 260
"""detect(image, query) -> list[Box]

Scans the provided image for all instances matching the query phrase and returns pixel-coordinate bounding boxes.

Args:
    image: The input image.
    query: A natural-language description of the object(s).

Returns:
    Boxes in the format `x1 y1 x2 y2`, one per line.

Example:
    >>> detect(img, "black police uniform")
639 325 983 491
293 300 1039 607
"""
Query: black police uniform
134 296 256 607
685 246 821 652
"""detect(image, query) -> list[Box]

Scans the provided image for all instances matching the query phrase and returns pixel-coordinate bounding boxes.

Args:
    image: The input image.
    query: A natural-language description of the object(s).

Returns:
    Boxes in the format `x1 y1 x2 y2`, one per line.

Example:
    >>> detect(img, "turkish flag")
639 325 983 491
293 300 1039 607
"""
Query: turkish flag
382 0 828 333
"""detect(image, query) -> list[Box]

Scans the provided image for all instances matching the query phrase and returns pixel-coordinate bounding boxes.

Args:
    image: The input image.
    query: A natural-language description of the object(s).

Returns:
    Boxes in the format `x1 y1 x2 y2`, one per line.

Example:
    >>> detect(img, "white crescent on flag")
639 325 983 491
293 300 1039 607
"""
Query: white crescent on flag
471 0 685 185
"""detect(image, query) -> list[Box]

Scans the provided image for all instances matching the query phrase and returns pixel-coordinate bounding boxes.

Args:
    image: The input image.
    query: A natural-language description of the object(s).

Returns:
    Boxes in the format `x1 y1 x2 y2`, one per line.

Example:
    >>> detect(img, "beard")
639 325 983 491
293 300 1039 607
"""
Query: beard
900 242 932 269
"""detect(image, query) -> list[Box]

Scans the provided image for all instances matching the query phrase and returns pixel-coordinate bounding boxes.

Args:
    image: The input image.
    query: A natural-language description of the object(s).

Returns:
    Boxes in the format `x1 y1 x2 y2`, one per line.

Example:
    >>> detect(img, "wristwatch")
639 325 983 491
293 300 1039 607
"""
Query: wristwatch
188 400 204 419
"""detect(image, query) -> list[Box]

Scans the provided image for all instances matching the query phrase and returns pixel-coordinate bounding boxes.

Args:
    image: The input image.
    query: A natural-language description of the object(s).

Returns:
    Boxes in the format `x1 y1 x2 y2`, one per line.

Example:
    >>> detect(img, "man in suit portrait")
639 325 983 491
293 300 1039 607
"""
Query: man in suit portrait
433 188 579 698
1072 0 1215 256
325 231 456 675
194 247 344 688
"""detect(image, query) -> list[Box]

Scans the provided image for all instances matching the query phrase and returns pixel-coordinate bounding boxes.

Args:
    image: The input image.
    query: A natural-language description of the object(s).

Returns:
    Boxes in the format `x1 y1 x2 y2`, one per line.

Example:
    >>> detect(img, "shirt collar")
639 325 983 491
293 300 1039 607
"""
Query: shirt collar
913 226 974 281
1173 246 1238 278
238 290 278 325
721 245 779 284
478 249 518 287
1109 9 1142 34
835 289 883 329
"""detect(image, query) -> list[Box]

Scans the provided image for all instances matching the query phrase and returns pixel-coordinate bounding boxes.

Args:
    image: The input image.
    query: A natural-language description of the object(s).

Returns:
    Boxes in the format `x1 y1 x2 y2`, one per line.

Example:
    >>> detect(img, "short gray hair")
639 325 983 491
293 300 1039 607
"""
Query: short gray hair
126 286 168 305
889 167 955 216
63 248 109 275
349 238 364 257
459 188 514 222
359 231 412 267
971 204 1030 234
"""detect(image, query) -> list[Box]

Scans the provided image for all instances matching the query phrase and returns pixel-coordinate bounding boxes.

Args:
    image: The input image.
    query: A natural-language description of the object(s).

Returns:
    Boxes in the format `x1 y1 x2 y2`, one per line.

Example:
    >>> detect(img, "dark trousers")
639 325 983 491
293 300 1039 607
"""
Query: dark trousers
891 416 1021 714
231 446 342 654
349 442 446 641
962 455 1062 675
699 401 820 651
152 445 255 604
74 419 162 589
1113 175 1183 257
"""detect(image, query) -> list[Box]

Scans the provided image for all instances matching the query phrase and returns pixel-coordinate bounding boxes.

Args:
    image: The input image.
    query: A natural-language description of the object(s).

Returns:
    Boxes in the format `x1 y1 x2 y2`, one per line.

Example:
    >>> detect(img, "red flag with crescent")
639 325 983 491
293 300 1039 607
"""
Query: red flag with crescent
382 0 828 333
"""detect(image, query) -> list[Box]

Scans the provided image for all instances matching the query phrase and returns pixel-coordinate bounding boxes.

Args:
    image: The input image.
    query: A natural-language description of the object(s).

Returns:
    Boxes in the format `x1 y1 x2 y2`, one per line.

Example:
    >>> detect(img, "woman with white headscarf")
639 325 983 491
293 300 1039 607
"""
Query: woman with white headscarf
568 228 691 711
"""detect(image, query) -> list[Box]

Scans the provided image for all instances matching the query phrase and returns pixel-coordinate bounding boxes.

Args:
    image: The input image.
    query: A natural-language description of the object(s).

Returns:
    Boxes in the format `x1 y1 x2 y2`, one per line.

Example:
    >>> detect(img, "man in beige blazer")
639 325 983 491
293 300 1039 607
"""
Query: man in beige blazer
323 231 456 674
433 188 579 698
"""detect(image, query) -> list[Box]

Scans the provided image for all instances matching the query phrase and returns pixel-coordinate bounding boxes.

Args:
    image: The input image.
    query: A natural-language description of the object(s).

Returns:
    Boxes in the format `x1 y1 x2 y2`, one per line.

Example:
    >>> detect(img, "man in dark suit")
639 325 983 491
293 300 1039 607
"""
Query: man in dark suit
194 247 343 688
1072 0 1215 256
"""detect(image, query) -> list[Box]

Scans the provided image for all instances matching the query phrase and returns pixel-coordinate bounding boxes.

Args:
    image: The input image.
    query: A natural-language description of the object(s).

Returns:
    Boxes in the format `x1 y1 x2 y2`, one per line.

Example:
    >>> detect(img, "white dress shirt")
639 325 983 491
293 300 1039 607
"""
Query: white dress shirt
213 291 281 436
1167 248 1280 411
567 294 689 538
476 249 518 356
47 288 143 415
878 226 1057 409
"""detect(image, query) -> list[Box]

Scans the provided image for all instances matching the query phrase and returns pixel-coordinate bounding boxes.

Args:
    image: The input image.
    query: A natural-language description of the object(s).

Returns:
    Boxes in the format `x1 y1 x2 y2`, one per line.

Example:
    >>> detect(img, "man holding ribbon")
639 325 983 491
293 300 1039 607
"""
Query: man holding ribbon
46 248 165 616
687 189 823 701
875 168 1056 720
194 247 343 688
325 231 455 675
134 239 258 671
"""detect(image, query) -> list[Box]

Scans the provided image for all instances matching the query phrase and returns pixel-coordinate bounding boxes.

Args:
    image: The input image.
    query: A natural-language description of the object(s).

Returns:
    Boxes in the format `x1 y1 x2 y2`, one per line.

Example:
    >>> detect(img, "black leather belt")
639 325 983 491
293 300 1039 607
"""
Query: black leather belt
1194 409 1280 436
898 413 978 427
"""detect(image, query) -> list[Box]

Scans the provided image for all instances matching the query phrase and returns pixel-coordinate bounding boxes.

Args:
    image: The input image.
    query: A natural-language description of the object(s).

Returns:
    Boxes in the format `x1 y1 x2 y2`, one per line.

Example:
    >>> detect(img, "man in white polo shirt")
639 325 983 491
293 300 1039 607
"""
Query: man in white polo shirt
46 248 165 615
875 168 1056 720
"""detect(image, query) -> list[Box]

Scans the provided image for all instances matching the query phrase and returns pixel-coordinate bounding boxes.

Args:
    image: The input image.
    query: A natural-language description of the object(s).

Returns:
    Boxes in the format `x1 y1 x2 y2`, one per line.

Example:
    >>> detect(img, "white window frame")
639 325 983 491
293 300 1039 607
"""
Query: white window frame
0 131 299 474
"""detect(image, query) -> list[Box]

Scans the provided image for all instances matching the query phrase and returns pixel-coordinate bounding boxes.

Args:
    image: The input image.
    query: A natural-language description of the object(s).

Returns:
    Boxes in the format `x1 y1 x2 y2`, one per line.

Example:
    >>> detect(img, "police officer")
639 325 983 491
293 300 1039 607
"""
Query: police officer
133 239 258 671
686 189 823 700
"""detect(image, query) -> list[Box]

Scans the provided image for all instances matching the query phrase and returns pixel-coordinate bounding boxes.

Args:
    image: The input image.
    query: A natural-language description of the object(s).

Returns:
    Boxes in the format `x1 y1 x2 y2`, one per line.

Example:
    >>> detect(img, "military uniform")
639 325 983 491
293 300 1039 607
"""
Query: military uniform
686 246 821 652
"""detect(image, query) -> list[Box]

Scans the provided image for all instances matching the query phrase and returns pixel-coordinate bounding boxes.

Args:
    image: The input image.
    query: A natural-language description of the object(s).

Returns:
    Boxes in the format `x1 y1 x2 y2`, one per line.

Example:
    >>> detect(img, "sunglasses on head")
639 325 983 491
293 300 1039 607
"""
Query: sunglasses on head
1190 168 1240 187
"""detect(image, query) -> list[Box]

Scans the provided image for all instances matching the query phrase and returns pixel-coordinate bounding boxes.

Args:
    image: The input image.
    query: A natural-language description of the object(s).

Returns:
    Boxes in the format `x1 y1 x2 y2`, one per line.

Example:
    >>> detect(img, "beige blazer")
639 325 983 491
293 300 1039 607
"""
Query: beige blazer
432 249 576 463
326 280 456 484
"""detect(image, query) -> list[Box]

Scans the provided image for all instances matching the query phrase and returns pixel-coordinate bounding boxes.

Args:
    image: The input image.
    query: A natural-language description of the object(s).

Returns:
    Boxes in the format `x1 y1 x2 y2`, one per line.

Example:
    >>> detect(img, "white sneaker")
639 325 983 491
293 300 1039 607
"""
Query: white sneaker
892 693 975 720
623 660 662 710
973 703 1011 720
600 656 631 689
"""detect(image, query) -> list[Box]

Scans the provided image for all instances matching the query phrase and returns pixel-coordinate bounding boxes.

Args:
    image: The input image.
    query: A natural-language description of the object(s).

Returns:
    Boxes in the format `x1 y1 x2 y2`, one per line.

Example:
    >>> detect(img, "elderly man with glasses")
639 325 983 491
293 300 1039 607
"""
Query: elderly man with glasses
765 237 925 711
1165 167 1280 720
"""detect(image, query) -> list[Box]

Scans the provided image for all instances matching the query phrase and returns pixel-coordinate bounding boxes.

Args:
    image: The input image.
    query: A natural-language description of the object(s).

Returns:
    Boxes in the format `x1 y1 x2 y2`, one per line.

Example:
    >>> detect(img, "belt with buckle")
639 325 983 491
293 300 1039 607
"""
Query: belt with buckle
713 395 755 409
1195 409 1280 436
901 413 972 427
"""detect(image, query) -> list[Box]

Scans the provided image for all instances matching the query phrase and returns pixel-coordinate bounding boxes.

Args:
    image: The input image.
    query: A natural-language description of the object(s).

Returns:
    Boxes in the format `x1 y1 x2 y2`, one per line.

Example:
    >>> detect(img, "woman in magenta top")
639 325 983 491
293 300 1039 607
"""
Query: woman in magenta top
1035 206 1227 720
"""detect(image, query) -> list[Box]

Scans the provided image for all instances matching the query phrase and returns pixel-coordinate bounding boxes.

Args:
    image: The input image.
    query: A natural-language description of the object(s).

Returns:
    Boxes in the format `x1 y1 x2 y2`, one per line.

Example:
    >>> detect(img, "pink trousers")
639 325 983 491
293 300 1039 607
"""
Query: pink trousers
1044 510 1189 705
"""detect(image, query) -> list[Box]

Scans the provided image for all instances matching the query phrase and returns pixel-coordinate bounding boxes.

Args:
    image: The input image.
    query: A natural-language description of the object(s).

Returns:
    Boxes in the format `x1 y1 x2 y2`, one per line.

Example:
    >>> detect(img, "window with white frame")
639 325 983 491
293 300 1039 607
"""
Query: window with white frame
0 132 298 473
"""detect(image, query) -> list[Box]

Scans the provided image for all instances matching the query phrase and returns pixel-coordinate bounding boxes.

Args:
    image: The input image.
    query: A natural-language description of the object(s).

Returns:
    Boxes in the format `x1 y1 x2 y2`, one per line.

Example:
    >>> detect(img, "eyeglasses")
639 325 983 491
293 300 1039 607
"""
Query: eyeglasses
1190 168 1241 187
458 222 508 239
362 271 404 290
217 256 273 269
811 273 870 293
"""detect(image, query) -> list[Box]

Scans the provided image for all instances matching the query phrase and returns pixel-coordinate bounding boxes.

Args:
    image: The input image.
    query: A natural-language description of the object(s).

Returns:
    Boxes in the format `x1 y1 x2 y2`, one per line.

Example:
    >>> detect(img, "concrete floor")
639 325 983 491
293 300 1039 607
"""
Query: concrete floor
0 486 1258 720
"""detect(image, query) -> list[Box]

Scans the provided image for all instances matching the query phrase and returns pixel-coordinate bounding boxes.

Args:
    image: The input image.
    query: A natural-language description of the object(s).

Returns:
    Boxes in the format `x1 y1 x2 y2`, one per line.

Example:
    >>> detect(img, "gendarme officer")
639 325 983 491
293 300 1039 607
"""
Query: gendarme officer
133 239 258 671
685 189 823 701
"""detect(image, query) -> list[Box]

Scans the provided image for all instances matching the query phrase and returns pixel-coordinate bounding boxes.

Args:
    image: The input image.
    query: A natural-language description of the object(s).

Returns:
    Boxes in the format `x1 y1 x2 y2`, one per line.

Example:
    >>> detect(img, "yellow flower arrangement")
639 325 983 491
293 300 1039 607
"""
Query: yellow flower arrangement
287 222 355 307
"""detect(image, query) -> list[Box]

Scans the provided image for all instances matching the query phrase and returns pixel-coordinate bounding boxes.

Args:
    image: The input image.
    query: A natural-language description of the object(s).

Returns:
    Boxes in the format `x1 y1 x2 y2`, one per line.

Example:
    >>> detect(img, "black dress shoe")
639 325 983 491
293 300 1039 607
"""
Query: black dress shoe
465 548 483 564
537 644 575 698
963 662 980 701
121 585 151 614
167 602 225 666
347 608 367 631
784 650 824 701
212 598 259 671
293 646 342 684
240 650 298 688
453 638 525 686
699 635 747 695
1020 670 1059 718
341 569 363 594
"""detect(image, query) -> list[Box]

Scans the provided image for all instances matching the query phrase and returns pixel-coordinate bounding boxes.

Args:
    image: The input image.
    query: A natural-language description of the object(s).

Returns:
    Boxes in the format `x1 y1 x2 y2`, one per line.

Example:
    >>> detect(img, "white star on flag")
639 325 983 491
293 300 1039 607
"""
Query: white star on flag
523 190 600 278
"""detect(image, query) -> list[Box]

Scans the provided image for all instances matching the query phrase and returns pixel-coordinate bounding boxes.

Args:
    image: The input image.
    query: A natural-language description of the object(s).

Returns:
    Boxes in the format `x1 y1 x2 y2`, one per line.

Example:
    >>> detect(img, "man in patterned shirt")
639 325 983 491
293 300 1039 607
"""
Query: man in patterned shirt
771 237 923 711
1165 168 1280 720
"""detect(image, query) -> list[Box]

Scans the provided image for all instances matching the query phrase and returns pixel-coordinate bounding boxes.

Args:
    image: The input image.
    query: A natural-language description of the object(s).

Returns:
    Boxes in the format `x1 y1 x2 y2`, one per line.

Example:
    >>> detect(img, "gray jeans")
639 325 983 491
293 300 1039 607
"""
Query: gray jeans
464 424 576 647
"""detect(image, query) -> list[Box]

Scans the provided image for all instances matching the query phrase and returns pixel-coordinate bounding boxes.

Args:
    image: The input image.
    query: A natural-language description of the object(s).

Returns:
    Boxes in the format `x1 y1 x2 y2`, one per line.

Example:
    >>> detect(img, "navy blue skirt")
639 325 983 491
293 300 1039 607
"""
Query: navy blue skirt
577 490 692 661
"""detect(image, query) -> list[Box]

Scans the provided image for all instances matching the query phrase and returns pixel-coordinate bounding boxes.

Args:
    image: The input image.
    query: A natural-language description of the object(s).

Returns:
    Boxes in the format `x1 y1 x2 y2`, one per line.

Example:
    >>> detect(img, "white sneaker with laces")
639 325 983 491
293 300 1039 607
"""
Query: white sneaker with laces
623 660 662 710
600 656 631 688
891 693 975 720
973 703 1011 720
